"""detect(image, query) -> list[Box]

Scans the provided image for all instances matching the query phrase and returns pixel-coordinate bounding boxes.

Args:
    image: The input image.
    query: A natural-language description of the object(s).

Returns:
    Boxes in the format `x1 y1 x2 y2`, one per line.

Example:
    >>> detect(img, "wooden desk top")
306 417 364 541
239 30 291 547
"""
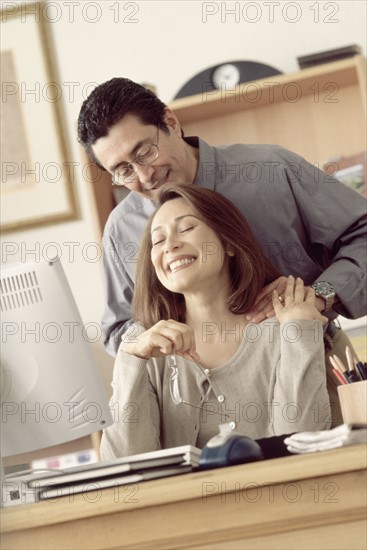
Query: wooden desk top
2 444 366 534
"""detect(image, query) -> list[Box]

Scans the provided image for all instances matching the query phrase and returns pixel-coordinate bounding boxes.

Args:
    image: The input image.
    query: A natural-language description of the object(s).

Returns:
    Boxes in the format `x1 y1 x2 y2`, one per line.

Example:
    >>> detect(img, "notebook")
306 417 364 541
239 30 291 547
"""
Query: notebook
38 465 194 499
2 445 201 506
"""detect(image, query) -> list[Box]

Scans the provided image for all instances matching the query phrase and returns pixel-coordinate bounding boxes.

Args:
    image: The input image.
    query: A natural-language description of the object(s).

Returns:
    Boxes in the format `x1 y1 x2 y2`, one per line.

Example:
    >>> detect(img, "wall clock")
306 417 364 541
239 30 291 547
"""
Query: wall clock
173 60 282 99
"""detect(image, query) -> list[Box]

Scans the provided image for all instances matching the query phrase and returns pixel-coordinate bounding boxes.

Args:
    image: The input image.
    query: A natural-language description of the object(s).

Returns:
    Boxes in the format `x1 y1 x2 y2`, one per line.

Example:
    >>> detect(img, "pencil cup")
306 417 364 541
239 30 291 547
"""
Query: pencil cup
337 380 367 425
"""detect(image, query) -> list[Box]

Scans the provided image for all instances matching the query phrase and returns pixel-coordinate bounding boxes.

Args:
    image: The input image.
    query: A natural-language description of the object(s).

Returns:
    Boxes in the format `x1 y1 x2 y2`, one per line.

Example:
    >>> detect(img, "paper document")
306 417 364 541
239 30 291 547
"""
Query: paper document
284 424 367 453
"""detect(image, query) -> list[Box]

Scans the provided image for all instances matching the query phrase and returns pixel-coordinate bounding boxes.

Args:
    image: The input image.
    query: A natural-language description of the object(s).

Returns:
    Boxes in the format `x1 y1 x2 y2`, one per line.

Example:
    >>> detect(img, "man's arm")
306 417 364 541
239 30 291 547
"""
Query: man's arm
290 157 367 319
251 151 366 320
100 193 156 356
244 150 366 323
312 215 367 318
101 233 135 356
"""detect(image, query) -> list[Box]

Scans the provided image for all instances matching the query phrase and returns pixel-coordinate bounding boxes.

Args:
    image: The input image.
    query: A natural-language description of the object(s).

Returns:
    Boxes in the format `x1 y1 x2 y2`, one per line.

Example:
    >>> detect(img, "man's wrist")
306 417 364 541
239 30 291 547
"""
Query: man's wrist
311 281 335 312
315 296 327 313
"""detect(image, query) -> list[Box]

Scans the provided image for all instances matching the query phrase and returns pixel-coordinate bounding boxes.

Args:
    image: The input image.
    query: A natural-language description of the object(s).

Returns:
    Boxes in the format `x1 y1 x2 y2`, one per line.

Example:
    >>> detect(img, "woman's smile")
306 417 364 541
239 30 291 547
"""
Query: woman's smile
151 197 228 293
167 255 197 274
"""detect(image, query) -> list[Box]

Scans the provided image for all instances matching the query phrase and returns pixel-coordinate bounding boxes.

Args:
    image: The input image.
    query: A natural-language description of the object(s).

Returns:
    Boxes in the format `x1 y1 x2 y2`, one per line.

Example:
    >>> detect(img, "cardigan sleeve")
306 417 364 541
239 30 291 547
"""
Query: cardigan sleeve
100 347 162 460
271 319 331 435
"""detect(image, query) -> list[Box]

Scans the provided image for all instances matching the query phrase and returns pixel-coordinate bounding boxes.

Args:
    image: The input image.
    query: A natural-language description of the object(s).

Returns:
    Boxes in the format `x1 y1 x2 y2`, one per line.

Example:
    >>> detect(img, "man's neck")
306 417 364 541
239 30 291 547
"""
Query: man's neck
183 136 200 183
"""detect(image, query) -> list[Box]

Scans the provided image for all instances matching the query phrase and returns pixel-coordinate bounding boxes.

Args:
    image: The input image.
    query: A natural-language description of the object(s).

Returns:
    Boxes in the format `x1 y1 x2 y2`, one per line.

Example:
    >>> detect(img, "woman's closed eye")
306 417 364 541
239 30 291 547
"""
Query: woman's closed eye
179 225 195 234
152 222 197 246
152 236 165 246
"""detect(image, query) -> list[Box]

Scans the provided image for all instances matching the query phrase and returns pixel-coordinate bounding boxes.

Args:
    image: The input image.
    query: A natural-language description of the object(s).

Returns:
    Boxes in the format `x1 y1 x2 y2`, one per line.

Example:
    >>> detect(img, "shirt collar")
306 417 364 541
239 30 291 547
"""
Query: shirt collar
183 136 216 191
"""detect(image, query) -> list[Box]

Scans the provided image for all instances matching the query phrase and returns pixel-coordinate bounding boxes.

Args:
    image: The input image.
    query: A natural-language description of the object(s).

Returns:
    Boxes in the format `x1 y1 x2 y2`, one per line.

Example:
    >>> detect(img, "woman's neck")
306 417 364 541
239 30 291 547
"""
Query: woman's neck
180 272 249 367
184 290 248 362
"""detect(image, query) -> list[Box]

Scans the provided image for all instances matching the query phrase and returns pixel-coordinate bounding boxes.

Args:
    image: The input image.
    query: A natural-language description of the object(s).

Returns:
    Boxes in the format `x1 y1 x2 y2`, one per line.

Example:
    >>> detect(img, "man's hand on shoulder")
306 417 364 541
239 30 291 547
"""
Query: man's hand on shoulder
246 276 288 323
272 276 328 325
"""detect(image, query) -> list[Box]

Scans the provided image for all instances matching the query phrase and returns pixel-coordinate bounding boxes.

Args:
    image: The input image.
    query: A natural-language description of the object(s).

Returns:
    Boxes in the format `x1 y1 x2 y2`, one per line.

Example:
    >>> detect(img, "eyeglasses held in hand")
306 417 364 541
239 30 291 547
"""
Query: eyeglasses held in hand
168 351 230 420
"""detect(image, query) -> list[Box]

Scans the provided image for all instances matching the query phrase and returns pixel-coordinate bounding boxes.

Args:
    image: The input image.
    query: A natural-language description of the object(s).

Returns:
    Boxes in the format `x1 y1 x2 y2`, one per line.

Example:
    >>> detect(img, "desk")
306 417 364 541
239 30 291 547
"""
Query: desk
1 445 366 550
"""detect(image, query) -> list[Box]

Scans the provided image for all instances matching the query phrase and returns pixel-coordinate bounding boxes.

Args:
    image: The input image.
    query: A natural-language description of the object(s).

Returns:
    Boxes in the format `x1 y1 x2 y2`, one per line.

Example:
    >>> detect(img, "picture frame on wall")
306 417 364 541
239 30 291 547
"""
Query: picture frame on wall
0 2 78 233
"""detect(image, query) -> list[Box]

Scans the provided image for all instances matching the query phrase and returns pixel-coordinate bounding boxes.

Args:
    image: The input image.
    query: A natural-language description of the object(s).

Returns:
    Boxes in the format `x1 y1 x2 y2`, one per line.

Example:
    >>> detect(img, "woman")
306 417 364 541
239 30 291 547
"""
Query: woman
101 183 331 459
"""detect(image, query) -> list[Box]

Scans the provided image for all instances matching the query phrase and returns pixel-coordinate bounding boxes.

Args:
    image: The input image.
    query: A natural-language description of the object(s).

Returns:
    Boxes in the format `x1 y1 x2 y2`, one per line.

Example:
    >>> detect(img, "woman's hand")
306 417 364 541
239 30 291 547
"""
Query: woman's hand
246 276 289 323
121 319 199 361
272 276 328 325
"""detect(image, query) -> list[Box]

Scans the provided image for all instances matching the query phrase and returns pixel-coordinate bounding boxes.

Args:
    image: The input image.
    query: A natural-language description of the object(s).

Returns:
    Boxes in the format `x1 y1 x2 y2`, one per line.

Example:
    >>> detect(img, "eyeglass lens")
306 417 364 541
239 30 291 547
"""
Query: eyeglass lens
168 352 230 419
112 125 160 185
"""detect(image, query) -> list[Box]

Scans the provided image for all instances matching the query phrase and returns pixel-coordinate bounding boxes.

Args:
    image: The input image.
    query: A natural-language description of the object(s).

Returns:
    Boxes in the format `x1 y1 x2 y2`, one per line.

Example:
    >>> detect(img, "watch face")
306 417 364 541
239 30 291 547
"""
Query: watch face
312 281 335 311
211 64 241 89
315 281 334 297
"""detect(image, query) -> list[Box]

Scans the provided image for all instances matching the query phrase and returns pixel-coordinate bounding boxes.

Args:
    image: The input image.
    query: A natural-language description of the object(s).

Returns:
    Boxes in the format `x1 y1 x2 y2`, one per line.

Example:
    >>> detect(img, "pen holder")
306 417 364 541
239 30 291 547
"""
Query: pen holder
337 380 367 424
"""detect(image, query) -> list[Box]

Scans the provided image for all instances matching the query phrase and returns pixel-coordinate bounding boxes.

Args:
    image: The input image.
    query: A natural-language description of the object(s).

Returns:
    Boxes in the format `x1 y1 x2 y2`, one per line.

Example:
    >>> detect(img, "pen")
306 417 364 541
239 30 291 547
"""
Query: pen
345 346 355 372
356 362 367 380
345 346 363 382
331 354 360 384
331 367 348 385
331 354 348 374
329 356 348 384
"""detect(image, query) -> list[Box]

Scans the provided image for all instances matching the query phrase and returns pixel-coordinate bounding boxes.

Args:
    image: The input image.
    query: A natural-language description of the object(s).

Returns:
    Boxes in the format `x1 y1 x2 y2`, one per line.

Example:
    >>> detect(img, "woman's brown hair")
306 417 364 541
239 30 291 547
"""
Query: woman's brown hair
132 183 280 328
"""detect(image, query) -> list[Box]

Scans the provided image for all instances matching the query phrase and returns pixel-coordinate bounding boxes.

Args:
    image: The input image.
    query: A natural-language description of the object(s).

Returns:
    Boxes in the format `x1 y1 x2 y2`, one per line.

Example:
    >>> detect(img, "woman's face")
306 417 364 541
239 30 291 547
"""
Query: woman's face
150 197 230 294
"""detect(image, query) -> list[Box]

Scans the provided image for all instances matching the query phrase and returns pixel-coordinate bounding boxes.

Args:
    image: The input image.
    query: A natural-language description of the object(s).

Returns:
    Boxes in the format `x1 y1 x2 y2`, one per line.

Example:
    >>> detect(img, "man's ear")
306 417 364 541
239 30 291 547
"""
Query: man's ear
163 108 182 137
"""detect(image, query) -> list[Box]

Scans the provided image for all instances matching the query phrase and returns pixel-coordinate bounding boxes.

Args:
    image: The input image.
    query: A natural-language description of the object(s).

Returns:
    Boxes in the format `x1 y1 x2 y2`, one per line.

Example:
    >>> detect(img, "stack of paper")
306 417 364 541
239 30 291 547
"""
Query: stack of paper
284 424 367 454
2 445 201 507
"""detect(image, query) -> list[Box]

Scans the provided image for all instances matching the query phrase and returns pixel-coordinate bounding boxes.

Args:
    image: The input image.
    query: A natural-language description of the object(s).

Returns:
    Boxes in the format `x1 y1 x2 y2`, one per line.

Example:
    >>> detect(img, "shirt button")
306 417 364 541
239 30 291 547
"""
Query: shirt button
194 424 198 430
217 395 225 403
204 369 210 376
229 422 236 430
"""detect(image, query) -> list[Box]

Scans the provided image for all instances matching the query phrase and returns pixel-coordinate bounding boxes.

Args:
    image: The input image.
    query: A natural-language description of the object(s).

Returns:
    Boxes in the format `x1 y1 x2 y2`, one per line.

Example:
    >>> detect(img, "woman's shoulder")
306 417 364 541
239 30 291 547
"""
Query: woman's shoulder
244 317 280 342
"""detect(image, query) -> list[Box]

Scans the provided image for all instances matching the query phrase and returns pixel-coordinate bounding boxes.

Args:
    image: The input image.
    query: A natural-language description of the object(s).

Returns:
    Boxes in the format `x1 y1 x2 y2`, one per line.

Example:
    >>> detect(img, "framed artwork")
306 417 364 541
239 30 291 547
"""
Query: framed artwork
0 2 78 233
324 152 366 197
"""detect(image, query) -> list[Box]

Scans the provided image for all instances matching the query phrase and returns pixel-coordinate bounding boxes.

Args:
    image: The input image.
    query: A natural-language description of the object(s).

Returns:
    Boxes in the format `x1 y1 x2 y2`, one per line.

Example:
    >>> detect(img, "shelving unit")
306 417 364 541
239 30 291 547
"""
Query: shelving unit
168 55 366 167
85 56 366 234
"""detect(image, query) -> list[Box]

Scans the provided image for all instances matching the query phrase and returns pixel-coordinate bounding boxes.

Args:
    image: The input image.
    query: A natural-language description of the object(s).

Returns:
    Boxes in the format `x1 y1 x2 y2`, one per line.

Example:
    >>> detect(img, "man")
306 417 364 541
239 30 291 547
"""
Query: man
78 77 367 426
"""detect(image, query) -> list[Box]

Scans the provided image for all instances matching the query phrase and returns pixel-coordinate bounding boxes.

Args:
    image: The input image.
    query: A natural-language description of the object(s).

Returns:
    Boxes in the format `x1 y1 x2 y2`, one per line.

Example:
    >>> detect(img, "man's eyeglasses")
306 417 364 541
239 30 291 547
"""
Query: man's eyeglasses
112 125 160 186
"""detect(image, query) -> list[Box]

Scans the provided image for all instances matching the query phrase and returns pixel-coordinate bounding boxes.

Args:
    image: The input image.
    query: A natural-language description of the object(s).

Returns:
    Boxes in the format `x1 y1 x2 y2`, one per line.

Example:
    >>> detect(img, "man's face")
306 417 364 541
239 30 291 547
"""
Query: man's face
91 111 199 201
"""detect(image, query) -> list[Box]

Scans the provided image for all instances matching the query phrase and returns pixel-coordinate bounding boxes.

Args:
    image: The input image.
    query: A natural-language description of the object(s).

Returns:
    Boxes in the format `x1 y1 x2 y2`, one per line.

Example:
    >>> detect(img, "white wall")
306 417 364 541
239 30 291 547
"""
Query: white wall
2 1 366 384
51 0 367 108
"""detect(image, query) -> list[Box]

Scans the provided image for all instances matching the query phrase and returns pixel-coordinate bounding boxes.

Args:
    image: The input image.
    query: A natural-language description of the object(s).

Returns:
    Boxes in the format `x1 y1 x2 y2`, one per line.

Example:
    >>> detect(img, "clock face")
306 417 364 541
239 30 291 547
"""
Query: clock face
211 64 241 89
173 61 282 100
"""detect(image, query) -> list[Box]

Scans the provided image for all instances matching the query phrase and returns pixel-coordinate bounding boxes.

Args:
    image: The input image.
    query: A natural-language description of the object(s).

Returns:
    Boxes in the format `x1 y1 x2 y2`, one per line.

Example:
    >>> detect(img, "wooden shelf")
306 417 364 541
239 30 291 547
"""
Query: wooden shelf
169 56 366 123
86 56 366 235
167 56 366 166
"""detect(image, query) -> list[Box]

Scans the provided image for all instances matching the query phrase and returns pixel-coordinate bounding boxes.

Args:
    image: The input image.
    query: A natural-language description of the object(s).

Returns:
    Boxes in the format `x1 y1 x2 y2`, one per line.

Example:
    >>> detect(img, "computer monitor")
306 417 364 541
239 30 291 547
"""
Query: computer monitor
0 258 113 458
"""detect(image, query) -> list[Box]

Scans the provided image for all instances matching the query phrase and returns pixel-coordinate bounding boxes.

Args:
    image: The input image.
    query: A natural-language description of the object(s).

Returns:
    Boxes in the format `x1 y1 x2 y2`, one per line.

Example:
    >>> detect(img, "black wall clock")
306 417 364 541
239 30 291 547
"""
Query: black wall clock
173 60 282 100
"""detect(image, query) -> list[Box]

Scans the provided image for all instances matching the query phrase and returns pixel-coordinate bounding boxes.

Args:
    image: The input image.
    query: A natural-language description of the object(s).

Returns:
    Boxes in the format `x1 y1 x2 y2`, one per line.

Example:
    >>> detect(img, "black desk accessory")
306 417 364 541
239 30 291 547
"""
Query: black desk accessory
199 424 264 470
297 45 361 69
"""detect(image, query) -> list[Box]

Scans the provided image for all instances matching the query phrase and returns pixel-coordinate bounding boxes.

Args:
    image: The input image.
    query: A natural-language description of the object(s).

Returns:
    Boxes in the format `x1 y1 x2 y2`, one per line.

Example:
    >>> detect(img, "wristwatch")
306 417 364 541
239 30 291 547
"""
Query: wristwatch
311 281 335 311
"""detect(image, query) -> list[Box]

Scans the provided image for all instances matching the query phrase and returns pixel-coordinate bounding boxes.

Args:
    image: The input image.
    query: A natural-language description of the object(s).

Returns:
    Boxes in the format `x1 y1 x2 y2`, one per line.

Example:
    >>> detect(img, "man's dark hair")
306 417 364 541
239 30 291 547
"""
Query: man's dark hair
77 78 168 169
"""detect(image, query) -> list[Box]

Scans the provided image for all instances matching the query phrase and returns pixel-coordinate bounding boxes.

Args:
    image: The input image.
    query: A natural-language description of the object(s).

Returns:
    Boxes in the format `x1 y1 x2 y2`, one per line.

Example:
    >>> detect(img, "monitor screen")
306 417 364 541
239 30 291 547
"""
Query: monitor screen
1 258 113 457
